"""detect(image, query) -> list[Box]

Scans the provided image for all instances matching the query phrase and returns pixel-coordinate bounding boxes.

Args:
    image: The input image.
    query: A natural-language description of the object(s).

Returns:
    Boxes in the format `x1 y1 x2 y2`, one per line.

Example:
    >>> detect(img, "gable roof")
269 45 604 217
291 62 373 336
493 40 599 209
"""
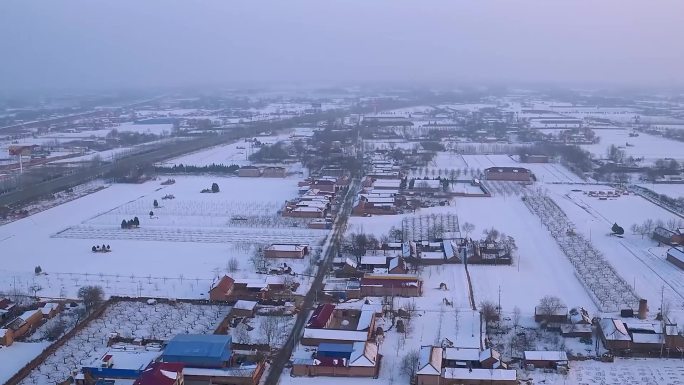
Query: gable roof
307 304 335 328
162 334 232 362
349 341 378 367
134 362 184 385
417 346 442 375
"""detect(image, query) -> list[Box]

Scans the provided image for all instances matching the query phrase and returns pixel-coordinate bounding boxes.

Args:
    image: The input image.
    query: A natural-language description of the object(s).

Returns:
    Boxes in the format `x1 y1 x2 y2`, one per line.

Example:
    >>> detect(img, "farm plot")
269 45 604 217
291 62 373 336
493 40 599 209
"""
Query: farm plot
18 301 230 385
523 191 639 312
547 185 684 310
0 175 325 300
52 175 330 245
54 225 327 245
347 196 596 313
526 358 684 385
580 129 684 164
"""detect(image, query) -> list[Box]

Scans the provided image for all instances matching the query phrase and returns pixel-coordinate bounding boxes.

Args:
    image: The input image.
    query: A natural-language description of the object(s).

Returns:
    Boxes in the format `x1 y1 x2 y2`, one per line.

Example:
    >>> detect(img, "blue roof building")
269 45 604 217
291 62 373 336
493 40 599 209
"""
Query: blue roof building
160 334 232 368
317 343 354 359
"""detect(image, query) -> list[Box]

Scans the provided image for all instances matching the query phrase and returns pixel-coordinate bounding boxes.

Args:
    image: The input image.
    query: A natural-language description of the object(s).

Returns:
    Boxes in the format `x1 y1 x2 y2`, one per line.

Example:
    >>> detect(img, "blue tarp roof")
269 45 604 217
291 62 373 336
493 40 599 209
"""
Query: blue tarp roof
161 334 232 366
318 342 354 353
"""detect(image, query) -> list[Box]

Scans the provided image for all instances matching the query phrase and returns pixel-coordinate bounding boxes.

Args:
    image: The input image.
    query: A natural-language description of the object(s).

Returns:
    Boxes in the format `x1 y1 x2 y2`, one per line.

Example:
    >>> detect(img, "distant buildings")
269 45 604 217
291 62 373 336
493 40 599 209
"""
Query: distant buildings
484 167 532 182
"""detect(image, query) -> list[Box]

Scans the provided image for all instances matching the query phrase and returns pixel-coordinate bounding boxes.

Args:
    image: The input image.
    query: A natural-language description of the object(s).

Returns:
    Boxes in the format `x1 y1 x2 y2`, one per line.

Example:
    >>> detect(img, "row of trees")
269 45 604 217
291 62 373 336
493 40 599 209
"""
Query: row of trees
121 217 140 229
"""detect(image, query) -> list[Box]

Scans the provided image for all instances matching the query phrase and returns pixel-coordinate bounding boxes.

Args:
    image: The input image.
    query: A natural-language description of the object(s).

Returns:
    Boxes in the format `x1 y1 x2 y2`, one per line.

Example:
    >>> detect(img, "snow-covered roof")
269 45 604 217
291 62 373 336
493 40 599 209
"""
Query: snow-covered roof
599 318 631 341
417 346 442 375
360 256 387 265
443 347 480 361
41 303 59 315
524 351 568 361
302 328 368 342
266 244 307 252
388 257 400 271
0 328 7 338
349 341 378 367
19 309 40 322
233 300 257 311
667 247 684 263
356 310 374 331
442 368 516 381
631 333 663 344
421 251 445 260
373 179 402 188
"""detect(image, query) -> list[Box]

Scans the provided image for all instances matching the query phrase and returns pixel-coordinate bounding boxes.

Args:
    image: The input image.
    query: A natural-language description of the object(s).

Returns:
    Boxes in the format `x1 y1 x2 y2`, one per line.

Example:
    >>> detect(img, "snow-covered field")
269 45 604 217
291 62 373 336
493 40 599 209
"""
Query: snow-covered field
545 184 684 313
0 341 50 384
162 132 293 167
0 175 327 299
579 129 684 164
348 194 597 313
526 357 684 385
410 153 584 184
637 183 684 200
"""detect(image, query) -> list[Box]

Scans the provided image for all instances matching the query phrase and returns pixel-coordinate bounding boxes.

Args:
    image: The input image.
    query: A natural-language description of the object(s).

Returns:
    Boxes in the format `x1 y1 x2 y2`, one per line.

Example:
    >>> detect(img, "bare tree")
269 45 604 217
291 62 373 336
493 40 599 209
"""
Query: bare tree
537 295 565 322
77 285 104 313
479 300 499 330
260 316 284 347
227 257 239 273
404 299 418 328
400 349 420 381
461 222 475 238
512 306 521 331
666 218 678 231
642 219 655 236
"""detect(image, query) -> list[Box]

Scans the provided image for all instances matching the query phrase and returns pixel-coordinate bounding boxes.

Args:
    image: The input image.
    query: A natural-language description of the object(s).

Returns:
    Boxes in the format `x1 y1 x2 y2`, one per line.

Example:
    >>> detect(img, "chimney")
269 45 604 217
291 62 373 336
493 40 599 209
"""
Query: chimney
637 299 648 320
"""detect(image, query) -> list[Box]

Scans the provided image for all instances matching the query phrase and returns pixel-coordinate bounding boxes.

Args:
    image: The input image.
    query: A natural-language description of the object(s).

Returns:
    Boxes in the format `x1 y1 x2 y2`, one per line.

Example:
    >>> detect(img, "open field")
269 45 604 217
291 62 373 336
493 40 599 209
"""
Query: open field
348 194 598 313
578 129 684 164
0 175 327 299
637 183 684 200
545 184 684 313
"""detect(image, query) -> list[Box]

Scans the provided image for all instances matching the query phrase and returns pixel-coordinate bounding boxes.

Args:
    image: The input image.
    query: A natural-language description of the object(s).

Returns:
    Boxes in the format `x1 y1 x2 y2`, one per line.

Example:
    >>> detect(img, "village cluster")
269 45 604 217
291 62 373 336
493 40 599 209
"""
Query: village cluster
1 89 684 385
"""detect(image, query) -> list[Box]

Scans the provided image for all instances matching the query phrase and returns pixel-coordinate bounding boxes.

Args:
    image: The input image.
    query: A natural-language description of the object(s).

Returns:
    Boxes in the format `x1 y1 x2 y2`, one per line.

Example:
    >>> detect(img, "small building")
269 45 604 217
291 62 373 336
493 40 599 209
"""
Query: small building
6 309 42 339
653 227 684 246
209 276 235 301
238 166 262 177
441 368 517 385
598 318 632 351
41 302 61 319
534 306 568 323
560 323 592 338
307 304 335 329
264 244 309 259
360 273 422 297
133 362 184 385
523 351 568 369
160 334 232 368
231 300 257 318
182 362 265 385
262 166 286 178
484 167 532 182
0 298 16 321
416 346 442 385
292 341 379 377
666 247 684 270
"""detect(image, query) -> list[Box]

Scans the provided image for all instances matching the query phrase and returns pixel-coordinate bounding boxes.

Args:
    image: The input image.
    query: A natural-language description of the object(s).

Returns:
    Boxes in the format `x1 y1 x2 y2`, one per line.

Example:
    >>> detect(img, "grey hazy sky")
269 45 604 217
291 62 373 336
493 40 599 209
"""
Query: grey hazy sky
1 0 683 91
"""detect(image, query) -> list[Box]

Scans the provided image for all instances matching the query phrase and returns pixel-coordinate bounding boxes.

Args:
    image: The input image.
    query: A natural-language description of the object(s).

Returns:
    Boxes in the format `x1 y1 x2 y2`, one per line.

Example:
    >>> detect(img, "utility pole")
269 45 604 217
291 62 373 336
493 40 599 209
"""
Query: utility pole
660 285 665 358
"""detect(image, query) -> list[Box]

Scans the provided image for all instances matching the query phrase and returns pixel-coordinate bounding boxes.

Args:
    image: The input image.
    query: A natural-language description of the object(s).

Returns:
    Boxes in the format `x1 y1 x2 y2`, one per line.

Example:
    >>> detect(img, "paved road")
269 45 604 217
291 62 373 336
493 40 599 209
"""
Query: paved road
263 177 359 385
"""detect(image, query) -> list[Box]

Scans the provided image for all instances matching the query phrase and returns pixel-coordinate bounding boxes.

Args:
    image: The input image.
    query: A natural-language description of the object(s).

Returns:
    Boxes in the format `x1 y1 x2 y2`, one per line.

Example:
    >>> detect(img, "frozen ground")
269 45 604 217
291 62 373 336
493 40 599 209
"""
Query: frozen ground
0 341 50 384
0 175 326 299
579 129 684 164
